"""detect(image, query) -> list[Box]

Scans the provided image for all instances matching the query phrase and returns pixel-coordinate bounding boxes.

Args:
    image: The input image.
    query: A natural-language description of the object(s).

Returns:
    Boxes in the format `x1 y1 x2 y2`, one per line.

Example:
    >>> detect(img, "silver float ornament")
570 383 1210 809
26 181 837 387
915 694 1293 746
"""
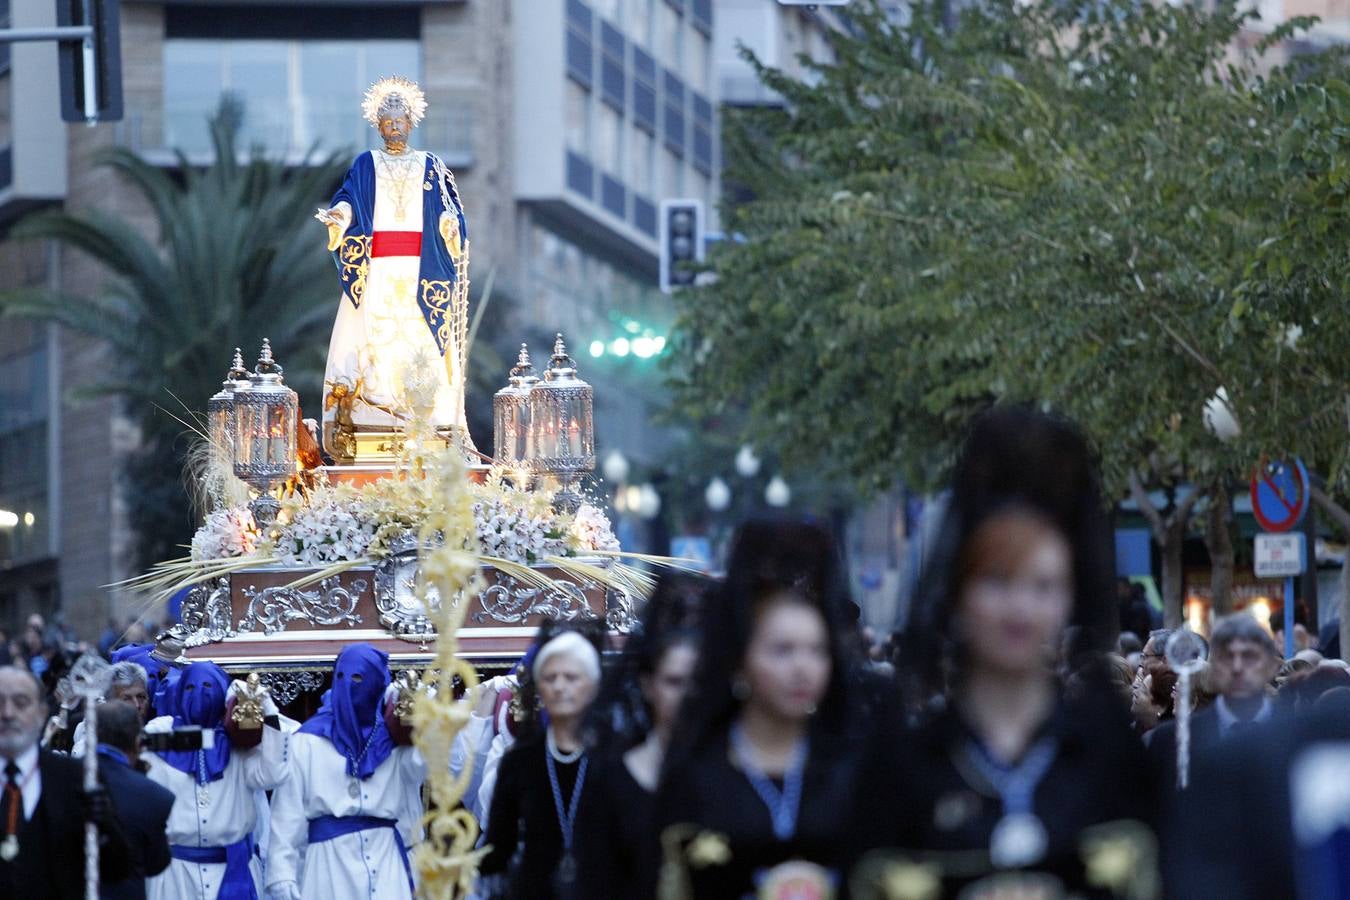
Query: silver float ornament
232 339 298 532
529 334 595 513
1166 629 1209 790
207 349 251 466
493 344 538 479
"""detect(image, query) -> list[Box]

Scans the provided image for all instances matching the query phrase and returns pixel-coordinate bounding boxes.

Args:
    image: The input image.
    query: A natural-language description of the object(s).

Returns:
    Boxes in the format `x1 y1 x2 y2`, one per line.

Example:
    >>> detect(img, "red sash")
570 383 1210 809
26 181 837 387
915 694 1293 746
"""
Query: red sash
370 231 423 258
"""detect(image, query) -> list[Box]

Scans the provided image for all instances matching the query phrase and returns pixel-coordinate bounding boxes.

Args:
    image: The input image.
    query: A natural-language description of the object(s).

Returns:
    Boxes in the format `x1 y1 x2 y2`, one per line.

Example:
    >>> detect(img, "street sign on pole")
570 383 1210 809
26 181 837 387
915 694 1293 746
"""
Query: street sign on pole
1255 532 1307 579
1255 532 1307 658
1250 456 1310 533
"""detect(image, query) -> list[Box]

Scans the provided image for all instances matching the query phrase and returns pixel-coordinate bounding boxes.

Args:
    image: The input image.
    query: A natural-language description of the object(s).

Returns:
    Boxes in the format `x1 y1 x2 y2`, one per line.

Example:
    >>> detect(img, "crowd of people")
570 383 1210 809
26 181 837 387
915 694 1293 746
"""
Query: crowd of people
1 406 1347 899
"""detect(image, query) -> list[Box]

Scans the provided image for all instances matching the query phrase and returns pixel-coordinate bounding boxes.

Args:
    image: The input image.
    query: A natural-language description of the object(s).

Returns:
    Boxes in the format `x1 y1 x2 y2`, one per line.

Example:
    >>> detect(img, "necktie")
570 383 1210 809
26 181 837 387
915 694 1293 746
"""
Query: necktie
1 760 21 852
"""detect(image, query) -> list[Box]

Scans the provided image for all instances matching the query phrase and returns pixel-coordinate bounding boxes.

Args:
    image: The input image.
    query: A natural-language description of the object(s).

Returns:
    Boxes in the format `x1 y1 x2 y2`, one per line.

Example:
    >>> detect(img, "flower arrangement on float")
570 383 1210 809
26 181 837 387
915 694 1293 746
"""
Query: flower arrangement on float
185 468 623 570
124 345 651 608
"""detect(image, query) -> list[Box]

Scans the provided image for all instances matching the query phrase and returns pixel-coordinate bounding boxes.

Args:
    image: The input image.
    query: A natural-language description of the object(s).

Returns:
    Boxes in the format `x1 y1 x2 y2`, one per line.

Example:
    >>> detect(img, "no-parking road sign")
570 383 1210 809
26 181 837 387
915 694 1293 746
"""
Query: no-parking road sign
1250 457 1310 533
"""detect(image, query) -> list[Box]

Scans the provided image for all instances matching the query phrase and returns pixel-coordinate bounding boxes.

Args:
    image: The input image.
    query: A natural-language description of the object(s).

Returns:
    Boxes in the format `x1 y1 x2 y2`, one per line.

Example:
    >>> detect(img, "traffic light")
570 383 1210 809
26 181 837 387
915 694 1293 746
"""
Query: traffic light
56 0 122 123
660 199 704 293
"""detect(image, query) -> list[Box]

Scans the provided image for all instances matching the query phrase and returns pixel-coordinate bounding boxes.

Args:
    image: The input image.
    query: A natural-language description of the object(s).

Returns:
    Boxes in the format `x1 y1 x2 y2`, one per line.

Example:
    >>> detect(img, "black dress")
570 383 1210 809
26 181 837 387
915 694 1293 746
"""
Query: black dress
481 734 587 900
653 729 867 900
852 692 1161 899
574 750 655 898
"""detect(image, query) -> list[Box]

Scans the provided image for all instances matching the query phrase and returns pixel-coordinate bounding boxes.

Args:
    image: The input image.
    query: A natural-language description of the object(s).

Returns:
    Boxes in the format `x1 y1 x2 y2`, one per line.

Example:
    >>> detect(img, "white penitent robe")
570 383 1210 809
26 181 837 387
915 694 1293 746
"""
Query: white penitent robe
267 732 427 900
144 725 290 900
324 148 457 430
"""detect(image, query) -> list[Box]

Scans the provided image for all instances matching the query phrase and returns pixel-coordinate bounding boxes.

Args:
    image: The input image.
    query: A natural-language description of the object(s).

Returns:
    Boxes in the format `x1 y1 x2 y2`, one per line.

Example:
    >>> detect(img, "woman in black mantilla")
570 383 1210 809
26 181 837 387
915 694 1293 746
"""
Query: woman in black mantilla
652 519 873 900
574 572 707 898
853 407 1161 900
479 622 604 900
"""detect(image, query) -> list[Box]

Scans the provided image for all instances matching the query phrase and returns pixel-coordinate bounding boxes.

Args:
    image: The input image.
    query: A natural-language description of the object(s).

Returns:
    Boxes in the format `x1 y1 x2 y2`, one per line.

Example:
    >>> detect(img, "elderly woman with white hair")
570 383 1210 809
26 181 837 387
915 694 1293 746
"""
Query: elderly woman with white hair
479 627 602 900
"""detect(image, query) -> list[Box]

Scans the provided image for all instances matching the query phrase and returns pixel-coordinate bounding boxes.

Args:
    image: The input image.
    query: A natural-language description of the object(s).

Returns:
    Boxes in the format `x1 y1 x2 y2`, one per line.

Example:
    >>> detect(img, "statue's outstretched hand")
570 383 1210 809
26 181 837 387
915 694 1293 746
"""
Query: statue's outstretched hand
439 211 462 258
315 206 347 252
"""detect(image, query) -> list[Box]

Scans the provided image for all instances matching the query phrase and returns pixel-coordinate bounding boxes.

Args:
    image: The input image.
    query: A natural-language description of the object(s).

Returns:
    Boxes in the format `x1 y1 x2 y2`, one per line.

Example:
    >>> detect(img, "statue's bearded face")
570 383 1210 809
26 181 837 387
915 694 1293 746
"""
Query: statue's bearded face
379 113 412 150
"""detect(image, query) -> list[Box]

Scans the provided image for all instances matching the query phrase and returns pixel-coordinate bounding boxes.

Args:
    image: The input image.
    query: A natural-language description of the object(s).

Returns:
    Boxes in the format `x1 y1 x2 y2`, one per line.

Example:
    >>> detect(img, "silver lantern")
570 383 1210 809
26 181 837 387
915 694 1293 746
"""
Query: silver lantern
207 348 251 461
232 339 298 531
493 344 538 476
529 334 595 512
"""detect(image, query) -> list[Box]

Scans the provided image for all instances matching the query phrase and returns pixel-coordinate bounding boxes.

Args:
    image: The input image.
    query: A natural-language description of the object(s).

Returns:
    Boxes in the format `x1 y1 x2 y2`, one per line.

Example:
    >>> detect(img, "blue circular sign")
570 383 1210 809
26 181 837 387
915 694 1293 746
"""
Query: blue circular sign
1250 457 1310 533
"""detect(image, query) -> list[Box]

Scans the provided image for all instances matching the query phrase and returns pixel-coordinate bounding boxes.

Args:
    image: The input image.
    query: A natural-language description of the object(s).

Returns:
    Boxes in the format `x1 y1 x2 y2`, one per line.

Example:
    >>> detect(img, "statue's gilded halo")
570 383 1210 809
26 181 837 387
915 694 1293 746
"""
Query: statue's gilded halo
362 76 428 127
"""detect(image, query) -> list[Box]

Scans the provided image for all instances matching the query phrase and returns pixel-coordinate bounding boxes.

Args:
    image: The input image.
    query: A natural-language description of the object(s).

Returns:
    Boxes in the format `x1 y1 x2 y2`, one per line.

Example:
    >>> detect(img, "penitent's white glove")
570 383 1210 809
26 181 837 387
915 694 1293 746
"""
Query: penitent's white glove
267 881 302 900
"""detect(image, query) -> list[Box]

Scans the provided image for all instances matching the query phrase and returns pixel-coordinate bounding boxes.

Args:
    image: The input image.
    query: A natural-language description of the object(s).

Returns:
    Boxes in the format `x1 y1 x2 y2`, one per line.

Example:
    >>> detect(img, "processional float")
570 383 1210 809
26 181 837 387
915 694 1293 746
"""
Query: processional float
120 75 653 898
137 76 643 695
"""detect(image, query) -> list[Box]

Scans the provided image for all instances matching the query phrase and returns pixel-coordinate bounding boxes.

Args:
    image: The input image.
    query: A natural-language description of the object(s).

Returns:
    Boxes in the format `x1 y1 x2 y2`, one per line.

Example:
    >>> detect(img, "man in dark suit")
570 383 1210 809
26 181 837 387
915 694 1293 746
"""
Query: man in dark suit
1169 690 1350 899
0 665 132 899
1147 612 1283 790
95 700 173 900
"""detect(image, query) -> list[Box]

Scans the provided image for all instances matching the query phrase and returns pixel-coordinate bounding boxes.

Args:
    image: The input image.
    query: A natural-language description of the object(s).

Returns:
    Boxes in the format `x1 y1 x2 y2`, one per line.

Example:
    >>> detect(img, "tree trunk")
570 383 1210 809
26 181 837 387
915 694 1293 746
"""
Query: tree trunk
1130 472 1203 630
1161 520 1186 628
1206 482 1235 617
1310 485 1350 659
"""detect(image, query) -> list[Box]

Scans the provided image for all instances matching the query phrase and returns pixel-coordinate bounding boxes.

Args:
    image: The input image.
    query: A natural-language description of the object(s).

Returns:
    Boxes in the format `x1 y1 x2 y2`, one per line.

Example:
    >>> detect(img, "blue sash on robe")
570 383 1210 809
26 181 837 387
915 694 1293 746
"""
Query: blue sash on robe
170 833 256 900
307 814 414 891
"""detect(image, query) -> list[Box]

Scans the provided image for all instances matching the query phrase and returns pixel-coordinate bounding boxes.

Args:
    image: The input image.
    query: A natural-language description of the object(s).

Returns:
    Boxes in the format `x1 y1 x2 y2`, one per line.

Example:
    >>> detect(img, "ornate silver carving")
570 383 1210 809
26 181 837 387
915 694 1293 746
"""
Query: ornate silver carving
172 578 234 657
257 670 325 706
375 532 443 641
372 531 612 638
237 576 367 635
605 588 637 634
472 574 601 625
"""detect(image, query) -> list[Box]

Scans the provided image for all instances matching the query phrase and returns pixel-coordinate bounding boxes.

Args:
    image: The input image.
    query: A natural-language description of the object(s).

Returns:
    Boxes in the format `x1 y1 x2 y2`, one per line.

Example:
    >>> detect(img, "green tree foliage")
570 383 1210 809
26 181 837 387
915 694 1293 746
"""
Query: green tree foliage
1 118 348 569
670 0 1350 619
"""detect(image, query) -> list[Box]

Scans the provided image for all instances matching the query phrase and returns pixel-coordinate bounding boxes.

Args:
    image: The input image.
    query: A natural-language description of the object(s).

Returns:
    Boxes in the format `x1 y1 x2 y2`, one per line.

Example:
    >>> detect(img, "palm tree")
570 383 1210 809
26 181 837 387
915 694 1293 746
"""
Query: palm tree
0 115 349 569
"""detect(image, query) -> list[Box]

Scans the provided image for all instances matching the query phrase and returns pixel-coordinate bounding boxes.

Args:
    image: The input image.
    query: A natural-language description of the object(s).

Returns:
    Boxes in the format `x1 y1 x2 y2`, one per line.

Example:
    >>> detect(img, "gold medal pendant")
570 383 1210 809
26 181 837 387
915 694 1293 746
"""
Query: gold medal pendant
197 785 211 809
0 834 18 861
348 780 361 799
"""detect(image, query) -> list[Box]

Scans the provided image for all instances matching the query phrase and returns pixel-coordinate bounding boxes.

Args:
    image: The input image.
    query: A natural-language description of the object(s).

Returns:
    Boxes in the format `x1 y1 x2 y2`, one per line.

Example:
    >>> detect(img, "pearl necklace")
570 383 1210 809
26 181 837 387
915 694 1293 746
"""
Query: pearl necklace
546 728 583 764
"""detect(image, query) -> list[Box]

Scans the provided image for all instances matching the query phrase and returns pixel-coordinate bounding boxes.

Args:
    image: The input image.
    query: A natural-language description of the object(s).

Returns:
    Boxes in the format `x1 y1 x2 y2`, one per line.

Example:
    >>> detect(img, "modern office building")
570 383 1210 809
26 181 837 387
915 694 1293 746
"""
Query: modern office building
0 0 719 636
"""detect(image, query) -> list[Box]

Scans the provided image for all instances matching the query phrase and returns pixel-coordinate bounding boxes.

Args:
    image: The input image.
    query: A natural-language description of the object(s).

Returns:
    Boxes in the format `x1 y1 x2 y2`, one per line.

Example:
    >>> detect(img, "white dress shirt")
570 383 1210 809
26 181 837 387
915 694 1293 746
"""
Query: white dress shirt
2 743 41 820
1215 695 1274 738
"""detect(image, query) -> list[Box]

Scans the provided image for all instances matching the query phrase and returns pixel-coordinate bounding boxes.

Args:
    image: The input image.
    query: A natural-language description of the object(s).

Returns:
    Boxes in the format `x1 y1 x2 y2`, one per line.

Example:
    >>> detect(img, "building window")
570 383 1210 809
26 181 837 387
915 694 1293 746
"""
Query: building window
163 38 424 158
658 0 682 68
0 345 50 565
691 0 712 36
567 150 595 199
0 0 10 75
633 48 657 134
567 0 594 89
566 79 592 154
662 69 685 158
601 173 626 218
692 91 713 175
634 194 657 237
600 20 625 113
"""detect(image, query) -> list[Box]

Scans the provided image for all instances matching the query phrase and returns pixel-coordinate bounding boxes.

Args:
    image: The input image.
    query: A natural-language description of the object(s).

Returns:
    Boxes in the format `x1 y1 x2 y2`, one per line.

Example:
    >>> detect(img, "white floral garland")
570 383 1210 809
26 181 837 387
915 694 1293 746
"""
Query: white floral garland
190 475 620 567
190 508 259 561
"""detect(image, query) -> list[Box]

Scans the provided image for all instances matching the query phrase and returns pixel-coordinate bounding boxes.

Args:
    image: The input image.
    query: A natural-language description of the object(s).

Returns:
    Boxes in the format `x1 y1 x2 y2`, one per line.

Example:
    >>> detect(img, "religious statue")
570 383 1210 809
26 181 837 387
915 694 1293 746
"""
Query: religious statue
316 76 477 463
